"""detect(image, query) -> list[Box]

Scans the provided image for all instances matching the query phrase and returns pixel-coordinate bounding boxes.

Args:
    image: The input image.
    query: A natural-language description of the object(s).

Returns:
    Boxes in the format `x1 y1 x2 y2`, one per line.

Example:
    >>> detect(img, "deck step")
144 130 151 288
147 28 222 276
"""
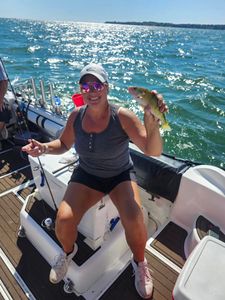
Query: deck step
150 222 187 268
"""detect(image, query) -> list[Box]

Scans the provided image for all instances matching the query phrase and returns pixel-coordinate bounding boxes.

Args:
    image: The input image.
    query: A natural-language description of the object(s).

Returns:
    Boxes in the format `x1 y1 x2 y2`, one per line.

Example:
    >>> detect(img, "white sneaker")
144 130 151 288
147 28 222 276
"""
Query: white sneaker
131 257 153 299
49 244 78 284
0 126 8 140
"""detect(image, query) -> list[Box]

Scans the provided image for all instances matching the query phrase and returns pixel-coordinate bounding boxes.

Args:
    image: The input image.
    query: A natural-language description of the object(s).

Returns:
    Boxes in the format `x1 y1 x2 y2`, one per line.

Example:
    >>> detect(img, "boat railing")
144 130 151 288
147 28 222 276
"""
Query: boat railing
13 78 73 118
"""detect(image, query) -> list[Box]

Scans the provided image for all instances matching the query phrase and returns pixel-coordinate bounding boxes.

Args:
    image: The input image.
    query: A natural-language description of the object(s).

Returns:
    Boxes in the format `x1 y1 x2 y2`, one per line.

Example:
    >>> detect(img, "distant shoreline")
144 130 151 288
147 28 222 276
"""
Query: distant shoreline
105 21 225 30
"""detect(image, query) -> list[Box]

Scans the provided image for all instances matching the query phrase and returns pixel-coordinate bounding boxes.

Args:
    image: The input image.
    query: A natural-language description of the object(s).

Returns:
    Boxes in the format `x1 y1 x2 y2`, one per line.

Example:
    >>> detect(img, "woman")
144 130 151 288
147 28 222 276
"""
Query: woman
22 63 168 299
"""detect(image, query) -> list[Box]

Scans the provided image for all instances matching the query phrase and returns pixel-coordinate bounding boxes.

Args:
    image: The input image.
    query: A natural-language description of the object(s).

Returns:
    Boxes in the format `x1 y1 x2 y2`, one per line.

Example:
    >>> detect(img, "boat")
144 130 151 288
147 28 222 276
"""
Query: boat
1 76 225 300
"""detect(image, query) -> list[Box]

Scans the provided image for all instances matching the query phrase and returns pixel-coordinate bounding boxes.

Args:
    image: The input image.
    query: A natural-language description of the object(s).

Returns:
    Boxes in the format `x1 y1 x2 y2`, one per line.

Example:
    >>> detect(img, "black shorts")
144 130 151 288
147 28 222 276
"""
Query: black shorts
69 166 137 194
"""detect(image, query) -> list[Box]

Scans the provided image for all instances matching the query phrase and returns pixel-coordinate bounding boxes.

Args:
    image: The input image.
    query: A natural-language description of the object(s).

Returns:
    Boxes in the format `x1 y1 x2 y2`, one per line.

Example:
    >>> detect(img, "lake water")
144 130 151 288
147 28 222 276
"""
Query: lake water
0 18 224 168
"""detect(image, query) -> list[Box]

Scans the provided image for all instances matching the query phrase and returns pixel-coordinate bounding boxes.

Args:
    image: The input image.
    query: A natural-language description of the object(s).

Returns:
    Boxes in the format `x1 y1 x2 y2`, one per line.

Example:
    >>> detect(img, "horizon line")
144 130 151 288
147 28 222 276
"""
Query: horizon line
0 17 224 27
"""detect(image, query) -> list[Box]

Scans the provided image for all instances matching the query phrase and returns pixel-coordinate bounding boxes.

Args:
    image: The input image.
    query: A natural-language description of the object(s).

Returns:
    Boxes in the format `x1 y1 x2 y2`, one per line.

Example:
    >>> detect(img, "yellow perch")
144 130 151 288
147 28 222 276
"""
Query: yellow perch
128 86 171 131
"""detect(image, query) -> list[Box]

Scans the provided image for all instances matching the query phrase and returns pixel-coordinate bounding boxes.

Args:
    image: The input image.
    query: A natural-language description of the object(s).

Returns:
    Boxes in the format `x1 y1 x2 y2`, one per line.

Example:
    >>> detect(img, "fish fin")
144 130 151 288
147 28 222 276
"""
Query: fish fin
162 122 171 131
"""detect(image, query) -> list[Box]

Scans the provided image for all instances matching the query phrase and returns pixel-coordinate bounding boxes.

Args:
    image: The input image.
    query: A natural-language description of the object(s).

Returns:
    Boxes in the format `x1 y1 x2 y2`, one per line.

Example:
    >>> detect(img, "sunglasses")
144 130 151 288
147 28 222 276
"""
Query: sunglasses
80 82 105 93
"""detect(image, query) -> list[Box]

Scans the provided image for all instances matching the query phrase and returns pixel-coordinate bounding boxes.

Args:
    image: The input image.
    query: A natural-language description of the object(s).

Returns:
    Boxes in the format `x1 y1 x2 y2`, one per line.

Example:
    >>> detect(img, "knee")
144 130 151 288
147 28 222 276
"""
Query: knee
56 210 72 226
122 205 144 228
55 207 77 234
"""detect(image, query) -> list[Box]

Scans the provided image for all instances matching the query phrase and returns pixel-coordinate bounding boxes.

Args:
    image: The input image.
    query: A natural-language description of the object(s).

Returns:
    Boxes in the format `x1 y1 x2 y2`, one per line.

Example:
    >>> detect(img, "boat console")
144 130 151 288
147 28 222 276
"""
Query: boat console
19 150 131 299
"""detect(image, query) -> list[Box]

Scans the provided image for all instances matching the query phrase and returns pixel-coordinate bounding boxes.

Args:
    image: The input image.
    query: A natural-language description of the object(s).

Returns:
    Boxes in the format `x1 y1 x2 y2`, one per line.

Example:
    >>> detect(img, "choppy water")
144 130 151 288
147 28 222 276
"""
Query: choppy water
0 18 224 168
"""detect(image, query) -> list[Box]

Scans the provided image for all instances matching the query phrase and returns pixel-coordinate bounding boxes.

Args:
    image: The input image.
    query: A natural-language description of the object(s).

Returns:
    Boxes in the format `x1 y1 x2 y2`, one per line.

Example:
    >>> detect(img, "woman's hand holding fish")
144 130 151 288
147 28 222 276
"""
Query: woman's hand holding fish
144 105 159 131
151 90 168 113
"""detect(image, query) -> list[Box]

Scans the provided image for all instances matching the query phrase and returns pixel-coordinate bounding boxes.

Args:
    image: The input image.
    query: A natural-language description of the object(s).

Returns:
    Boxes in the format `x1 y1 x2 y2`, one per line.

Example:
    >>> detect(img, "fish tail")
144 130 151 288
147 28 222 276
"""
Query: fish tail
162 122 171 131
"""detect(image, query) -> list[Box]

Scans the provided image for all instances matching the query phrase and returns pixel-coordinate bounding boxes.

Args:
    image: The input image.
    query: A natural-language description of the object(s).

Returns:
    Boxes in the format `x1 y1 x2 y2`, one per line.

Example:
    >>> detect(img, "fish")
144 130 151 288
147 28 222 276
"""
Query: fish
128 86 171 131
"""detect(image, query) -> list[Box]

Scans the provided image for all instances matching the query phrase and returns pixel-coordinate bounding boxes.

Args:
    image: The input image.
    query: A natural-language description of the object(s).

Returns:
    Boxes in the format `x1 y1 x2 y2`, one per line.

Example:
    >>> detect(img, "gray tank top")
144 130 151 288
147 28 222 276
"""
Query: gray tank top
73 104 133 178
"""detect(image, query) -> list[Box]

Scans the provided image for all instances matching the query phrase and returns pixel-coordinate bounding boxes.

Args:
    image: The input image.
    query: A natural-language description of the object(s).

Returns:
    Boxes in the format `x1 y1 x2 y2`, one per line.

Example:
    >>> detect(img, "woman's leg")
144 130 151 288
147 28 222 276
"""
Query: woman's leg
109 180 147 262
55 181 104 253
109 181 153 299
49 182 104 284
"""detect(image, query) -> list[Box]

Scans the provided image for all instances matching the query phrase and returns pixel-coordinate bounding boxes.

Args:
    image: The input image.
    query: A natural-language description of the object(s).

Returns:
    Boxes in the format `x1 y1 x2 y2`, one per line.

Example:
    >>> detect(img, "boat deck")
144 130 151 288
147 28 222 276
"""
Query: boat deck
0 141 185 299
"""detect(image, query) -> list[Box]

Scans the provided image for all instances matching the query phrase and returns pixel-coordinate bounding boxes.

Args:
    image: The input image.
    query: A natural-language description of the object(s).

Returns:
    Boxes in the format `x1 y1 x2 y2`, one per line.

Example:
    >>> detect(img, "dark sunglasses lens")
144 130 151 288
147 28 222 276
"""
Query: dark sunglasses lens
81 83 89 93
93 82 104 91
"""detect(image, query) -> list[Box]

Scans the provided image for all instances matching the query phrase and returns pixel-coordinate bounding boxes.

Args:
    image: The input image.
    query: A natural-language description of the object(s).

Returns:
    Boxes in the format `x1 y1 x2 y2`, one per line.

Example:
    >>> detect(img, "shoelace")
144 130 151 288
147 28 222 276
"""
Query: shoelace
133 263 153 283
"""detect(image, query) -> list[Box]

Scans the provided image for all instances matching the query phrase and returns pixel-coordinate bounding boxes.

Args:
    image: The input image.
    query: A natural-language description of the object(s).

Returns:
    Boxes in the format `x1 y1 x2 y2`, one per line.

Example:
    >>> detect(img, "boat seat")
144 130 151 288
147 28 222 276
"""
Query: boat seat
184 215 225 257
173 236 225 300
29 153 120 249
130 146 190 202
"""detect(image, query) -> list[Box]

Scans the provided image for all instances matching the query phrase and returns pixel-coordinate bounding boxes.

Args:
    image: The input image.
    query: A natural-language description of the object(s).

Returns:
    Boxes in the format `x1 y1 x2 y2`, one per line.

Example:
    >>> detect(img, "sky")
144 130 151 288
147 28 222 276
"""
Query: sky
1 0 225 25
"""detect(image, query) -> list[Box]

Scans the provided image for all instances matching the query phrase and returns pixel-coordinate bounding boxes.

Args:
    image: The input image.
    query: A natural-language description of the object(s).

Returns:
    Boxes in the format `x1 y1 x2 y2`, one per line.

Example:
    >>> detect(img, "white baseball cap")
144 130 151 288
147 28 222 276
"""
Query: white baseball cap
79 63 108 83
